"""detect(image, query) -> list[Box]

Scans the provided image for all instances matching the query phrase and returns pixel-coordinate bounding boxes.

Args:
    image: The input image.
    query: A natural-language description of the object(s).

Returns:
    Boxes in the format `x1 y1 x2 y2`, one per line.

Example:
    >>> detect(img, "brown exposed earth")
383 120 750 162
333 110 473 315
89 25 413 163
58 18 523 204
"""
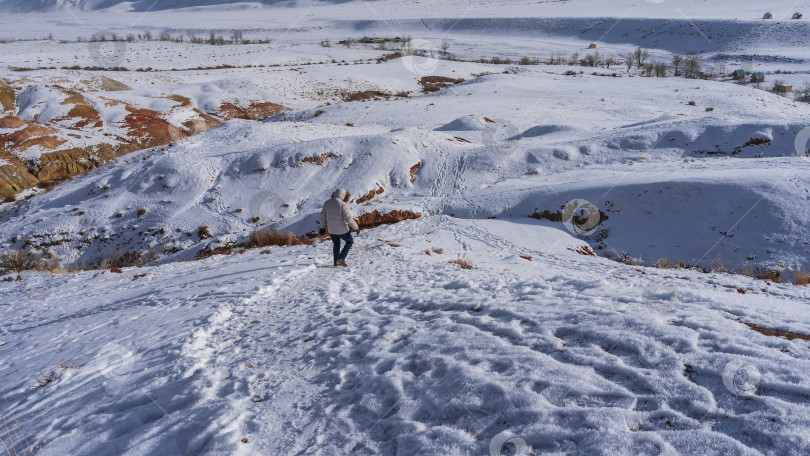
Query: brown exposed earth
0 79 282 199
743 322 810 341
0 79 14 112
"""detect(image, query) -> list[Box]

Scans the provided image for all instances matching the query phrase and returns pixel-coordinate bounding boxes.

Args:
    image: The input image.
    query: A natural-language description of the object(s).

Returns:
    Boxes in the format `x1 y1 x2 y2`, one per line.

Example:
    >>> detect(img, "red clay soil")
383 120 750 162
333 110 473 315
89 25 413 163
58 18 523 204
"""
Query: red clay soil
743 323 810 341
409 162 421 184
356 185 385 204
58 89 103 129
0 79 14 112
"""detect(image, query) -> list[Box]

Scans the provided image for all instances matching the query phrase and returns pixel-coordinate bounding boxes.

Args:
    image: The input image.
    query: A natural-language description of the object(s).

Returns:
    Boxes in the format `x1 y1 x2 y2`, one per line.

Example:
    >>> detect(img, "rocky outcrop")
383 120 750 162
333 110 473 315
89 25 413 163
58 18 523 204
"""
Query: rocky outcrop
219 101 289 120
99 76 132 91
0 155 38 197
0 79 14 112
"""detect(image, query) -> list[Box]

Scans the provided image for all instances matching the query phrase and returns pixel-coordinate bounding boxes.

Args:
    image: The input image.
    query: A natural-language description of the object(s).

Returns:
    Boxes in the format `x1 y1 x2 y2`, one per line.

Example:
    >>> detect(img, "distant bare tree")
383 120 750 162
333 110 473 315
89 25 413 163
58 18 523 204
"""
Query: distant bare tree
671 53 683 76
625 55 633 72
633 47 649 73
800 82 810 102
441 39 450 56
604 55 616 69
684 51 702 79
654 61 668 77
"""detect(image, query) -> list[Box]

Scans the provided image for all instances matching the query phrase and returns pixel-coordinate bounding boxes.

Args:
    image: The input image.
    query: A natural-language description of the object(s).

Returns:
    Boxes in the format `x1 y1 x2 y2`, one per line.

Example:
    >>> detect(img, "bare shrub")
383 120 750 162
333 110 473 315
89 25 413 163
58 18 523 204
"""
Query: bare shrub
198 226 211 240
0 249 41 272
33 370 61 388
654 257 675 269
431 247 443 254
94 247 161 269
795 269 810 287
0 249 61 273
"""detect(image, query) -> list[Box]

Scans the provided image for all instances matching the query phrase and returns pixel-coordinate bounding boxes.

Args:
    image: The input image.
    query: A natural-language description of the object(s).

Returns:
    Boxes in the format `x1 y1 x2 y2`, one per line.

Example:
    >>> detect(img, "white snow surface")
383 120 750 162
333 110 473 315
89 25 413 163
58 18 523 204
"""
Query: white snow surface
2 1 810 455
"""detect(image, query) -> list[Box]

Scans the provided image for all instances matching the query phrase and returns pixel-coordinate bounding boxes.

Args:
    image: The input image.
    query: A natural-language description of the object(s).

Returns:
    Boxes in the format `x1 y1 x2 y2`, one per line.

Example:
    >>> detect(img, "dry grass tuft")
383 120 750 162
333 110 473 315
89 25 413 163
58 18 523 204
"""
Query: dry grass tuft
357 210 422 229
246 228 315 248
795 269 810 287
32 370 61 388
342 90 391 102
431 247 444 255
1 410 43 455
449 258 473 270
519 255 533 261
757 269 781 283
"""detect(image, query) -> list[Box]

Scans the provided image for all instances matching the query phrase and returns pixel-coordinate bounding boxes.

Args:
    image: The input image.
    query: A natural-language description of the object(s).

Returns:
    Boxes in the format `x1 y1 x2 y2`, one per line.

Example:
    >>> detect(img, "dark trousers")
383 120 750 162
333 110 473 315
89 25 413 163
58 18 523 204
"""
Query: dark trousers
331 232 354 262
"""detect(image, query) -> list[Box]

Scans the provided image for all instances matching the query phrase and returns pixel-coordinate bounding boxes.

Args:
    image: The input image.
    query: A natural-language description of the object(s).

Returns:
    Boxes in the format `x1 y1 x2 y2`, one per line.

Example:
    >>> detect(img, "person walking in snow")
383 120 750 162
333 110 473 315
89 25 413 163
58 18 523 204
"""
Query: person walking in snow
318 188 360 267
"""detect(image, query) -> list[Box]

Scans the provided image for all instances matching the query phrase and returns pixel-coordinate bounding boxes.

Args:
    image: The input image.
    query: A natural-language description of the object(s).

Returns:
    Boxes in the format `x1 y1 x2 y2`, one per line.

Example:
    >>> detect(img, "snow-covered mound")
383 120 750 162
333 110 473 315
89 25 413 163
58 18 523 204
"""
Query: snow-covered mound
2 66 809 277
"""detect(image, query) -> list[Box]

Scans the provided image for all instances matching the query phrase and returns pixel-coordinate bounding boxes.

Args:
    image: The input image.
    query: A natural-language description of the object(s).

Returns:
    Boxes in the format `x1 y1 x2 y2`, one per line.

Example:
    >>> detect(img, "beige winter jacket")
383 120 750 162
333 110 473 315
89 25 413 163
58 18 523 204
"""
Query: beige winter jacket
319 188 359 235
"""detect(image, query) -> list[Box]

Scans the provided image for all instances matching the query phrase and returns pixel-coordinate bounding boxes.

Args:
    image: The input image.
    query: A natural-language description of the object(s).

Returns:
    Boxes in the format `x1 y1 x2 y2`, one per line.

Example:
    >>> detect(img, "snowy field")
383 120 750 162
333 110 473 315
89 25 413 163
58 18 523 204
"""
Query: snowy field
2 0 810 455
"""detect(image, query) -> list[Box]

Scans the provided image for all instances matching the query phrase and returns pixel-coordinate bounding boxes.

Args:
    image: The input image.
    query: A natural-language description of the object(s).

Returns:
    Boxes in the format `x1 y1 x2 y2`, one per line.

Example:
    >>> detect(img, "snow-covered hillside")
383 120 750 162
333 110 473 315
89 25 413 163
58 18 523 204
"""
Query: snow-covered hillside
2 1 810 455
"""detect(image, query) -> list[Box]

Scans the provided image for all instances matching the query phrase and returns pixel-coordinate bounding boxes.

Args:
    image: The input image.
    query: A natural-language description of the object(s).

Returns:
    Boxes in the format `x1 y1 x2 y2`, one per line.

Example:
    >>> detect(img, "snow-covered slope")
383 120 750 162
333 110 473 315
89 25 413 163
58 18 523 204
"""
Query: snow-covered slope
3 216 810 455
3 63 809 278
2 1 810 455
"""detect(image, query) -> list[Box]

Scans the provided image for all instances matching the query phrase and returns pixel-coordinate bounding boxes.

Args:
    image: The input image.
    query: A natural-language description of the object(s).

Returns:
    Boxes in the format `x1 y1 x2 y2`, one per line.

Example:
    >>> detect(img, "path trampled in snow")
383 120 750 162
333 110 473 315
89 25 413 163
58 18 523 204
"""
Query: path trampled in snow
2 217 810 454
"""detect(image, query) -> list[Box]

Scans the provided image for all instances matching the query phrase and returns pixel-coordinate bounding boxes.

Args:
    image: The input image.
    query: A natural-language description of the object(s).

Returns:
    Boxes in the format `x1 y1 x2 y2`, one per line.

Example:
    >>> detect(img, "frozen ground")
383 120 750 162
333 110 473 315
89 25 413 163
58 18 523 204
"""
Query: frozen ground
2 0 810 455
3 217 810 455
